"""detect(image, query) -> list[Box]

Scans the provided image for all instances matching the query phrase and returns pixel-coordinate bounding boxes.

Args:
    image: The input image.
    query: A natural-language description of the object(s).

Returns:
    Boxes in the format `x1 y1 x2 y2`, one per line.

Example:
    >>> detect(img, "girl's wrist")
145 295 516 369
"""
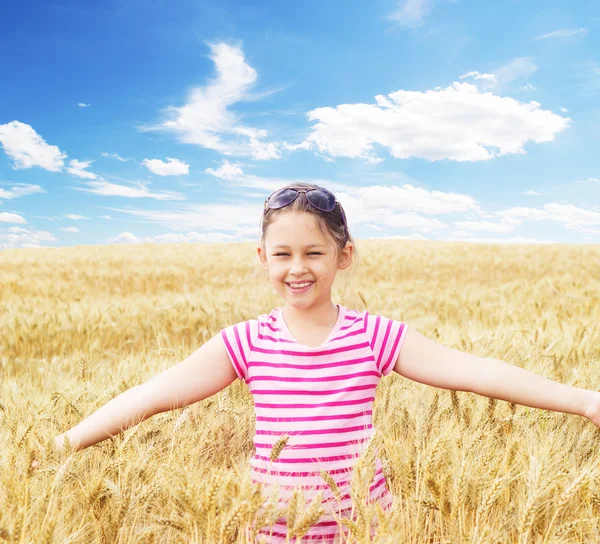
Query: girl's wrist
582 391 600 421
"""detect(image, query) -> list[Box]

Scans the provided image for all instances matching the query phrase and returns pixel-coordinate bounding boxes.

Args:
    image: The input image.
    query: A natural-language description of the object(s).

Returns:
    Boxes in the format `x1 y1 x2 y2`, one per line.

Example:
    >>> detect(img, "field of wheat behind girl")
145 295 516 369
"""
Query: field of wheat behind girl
23 183 600 544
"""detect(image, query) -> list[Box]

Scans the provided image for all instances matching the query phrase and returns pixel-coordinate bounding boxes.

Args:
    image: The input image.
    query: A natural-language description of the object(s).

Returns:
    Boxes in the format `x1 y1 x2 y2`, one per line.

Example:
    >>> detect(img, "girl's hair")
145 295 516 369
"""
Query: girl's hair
259 182 359 266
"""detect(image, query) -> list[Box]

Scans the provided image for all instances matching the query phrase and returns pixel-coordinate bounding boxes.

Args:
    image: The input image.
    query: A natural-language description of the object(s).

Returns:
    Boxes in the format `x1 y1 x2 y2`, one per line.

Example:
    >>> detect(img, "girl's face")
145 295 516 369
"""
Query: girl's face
257 211 353 310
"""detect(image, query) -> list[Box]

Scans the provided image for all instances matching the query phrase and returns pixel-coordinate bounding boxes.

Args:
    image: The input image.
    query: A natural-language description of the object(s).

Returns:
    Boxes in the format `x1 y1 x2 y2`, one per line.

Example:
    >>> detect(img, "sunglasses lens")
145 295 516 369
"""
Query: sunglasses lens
268 188 298 209
306 189 336 212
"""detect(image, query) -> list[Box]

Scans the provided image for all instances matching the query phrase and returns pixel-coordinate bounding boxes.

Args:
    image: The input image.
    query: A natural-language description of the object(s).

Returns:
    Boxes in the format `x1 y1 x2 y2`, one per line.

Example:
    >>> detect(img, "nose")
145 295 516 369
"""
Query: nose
289 256 308 275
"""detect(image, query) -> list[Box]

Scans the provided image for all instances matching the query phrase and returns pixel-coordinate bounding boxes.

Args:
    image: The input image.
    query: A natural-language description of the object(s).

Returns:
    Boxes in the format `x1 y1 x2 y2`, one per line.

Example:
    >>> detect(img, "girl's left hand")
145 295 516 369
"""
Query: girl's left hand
583 392 600 428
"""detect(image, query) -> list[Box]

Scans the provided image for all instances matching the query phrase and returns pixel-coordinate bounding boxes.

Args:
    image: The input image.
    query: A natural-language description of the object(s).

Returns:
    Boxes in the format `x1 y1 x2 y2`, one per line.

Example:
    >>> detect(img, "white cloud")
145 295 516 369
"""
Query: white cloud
536 28 587 41
66 159 97 179
453 220 516 233
102 202 260 233
459 71 497 86
495 57 537 89
101 215 112 220
388 0 433 27
0 121 66 171
0 212 27 224
560 107 568 113
520 190 540 196
496 203 600 234
59 226 79 233
78 102 91 107
73 180 186 200
0 183 45 200
0 226 56 249
143 42 281 160
205 162 483 235
105 230 242 245
462 57 537 93
66 214 87 220
102 152 128 162
204 159 349 193
205 160 244 180
291 80 569 162
142 157 190 176
448 235 555 244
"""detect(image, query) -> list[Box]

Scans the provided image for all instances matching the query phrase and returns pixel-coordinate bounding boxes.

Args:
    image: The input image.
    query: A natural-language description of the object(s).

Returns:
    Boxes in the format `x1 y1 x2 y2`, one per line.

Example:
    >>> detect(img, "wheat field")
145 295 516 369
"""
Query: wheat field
1 239 600 543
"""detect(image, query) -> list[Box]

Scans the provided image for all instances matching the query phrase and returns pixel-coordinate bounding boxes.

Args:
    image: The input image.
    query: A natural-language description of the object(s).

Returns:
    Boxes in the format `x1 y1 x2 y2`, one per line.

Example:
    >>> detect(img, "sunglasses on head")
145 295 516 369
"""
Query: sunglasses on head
264 187 348 242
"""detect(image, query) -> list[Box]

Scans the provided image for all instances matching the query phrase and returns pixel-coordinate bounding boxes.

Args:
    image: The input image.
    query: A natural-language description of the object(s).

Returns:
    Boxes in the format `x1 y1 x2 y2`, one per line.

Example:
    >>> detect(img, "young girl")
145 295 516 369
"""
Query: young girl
53 182 600 544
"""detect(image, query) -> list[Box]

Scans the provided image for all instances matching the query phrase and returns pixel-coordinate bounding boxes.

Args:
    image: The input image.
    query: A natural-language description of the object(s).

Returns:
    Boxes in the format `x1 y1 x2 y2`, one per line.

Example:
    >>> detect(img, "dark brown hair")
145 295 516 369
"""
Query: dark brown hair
259 182 359 267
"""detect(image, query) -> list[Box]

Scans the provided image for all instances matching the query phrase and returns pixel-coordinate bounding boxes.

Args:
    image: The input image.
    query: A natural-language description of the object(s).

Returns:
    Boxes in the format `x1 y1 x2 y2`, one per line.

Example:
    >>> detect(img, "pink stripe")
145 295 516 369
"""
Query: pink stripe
252 341 370 357
248 370 379 384
233 324 247 367
340 317 364 331
377 318 393 373
245 320 254 350
254 396 375 409
220 329 244 380
251 465 355 477
329 328 364 342
259 321 281 332
248 355 374 371
251 384 376 396
256 424 372 436
252 467 383 491
255 436 371 450
257 332 295 343
258 528 339 541
381 322 405 375
333 473 387 504
256 410 372 422
371 314 380 351
255 452 361 463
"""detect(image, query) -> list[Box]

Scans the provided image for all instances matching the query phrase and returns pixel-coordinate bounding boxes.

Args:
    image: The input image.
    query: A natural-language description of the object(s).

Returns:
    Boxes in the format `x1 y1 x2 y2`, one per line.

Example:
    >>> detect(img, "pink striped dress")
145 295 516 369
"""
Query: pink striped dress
220 304 408 544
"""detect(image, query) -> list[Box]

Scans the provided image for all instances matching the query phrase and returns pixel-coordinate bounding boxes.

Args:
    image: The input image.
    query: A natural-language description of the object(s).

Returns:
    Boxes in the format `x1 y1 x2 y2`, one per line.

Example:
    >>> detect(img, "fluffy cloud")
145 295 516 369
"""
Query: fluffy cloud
291 80 570 162
142 157 189 176
59 226 79 233
73 180 186 200
0 183 45 200
78 102 91 107
0 121 66 171
143 43 281 160
0 226 56 249
0 212 27 224
496 203 600 234
66 159 97 179
65 214 87 220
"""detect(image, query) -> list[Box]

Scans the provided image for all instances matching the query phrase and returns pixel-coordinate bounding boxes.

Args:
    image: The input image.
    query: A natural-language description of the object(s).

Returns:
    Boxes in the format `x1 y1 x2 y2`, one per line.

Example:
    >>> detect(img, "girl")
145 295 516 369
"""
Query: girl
53 182 600 544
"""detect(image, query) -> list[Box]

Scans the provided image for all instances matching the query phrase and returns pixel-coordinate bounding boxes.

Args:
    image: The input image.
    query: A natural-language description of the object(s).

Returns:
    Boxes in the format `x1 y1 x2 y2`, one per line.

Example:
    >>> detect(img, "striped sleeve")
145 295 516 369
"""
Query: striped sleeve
220 320 257 383
364 311 409 377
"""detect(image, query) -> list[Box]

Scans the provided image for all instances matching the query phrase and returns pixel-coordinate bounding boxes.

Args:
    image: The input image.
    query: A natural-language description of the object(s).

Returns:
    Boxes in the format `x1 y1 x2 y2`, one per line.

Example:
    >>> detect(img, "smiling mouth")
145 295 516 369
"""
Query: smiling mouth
286 281 314 291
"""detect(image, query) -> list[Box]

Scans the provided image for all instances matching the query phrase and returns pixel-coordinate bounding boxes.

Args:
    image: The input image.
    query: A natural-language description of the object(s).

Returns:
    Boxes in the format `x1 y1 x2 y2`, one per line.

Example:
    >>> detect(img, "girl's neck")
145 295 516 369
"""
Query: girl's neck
282 300 338 328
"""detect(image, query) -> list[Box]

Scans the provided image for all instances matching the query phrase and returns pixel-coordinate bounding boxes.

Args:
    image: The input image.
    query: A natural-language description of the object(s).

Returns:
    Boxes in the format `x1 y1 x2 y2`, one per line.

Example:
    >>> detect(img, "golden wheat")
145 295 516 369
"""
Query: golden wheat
1 239 599 542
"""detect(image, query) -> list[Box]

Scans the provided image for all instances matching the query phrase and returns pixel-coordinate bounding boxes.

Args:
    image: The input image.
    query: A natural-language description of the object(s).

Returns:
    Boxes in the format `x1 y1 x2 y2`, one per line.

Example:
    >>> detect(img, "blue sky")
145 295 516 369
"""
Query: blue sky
1 0 599 249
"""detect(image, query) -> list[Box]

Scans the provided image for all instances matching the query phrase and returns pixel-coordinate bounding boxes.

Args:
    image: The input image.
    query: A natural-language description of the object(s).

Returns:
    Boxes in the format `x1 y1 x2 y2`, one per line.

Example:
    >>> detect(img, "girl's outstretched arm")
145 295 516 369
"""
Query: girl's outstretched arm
392 327 600 423
54 333 237 452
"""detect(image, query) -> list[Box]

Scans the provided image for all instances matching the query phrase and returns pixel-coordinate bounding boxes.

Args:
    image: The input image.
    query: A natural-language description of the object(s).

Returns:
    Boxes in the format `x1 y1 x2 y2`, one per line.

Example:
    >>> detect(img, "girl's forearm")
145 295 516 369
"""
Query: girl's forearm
55 384 157 452
471 357 593 417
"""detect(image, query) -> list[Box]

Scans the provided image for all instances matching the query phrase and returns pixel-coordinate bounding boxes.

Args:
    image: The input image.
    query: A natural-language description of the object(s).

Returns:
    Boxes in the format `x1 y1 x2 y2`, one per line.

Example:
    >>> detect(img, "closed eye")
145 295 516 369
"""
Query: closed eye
274 252 322 256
